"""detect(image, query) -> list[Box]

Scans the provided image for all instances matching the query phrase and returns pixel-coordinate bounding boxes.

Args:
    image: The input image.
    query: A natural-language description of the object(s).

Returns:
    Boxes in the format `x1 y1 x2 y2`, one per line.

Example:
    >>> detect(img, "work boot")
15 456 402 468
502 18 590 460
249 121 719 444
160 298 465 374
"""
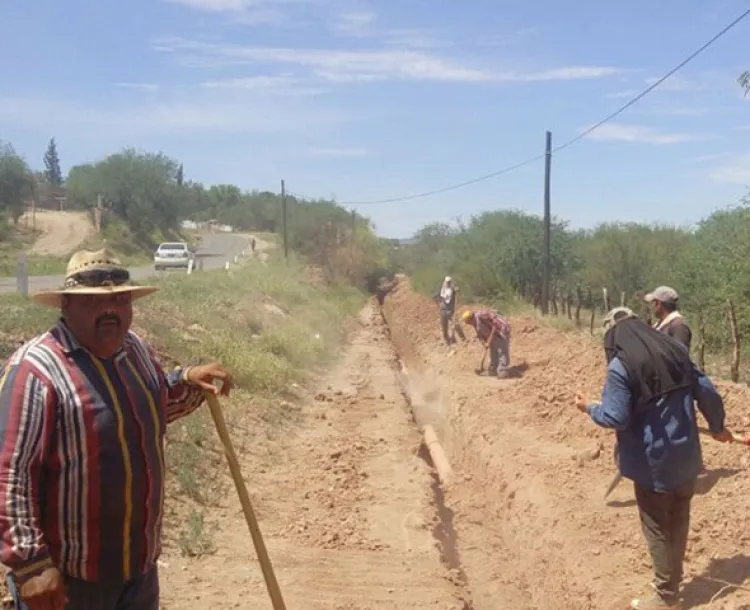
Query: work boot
496 369 509 379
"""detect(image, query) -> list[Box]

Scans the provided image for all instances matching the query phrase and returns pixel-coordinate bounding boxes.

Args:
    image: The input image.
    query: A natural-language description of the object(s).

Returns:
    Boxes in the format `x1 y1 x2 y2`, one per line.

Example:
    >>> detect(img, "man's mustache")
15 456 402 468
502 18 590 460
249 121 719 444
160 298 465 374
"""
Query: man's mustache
95 313 121 328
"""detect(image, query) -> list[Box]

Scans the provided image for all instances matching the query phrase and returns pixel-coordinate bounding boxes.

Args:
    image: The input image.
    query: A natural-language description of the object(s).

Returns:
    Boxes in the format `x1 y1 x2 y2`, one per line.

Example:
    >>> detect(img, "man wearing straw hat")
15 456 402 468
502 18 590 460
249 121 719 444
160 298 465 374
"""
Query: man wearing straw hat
0 249 232 610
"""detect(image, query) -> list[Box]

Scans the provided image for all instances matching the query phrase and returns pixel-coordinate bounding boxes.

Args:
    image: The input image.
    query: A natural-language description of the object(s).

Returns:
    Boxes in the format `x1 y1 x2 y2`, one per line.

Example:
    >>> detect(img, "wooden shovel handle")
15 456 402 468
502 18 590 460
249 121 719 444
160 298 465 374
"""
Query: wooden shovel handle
205 391 287 610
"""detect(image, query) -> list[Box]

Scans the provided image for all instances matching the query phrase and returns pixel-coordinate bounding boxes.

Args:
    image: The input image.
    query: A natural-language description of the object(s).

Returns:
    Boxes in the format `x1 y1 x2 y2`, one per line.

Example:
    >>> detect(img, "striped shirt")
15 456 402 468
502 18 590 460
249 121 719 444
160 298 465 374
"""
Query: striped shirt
474 309 511 341
0 320 205 584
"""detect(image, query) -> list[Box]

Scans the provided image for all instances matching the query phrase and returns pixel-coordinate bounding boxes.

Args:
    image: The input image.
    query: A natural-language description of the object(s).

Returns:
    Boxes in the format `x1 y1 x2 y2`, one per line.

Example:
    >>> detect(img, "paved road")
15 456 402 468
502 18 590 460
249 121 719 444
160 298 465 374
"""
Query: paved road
0 232 251 294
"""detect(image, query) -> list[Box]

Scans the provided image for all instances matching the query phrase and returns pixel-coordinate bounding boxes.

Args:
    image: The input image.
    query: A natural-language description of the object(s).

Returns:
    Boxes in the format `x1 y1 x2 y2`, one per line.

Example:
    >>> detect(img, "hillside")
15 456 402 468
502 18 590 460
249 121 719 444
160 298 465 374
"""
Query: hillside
20 209 95 256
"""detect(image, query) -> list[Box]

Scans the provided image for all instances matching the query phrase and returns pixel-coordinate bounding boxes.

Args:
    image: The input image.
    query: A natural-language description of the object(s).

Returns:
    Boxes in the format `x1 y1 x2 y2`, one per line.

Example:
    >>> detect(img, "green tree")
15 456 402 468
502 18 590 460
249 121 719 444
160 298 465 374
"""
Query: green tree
43 137 64 186
0 141 35 223
739 71 750 95
66 149 182 235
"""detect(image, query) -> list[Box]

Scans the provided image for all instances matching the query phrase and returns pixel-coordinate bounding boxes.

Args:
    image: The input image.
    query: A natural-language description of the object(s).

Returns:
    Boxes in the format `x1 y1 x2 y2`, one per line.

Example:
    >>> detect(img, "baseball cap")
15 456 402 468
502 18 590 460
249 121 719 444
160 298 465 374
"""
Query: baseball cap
602 306 636 331
644 286 679 305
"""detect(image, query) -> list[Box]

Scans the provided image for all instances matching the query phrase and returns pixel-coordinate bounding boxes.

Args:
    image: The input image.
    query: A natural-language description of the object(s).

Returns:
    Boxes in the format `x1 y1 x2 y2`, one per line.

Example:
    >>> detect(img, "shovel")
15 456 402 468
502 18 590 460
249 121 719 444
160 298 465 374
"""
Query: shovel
604 444 621 499
205 391 287 610
474 343 489 375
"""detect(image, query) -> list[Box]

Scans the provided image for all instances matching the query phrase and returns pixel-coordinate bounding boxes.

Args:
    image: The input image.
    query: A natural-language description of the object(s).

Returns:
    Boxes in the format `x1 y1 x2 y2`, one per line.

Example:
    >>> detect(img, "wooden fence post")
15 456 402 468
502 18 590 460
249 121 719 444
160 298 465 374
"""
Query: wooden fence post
727 299 740 382
620 291 626 307
696 310 706 371
602 287 611 312
575 285 582 328
16 253 28 297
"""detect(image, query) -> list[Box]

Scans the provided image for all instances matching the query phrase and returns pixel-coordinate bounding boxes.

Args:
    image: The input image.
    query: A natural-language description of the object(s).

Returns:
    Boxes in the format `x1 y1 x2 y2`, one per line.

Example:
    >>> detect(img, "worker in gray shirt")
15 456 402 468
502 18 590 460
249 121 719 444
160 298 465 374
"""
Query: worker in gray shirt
644 286 691 353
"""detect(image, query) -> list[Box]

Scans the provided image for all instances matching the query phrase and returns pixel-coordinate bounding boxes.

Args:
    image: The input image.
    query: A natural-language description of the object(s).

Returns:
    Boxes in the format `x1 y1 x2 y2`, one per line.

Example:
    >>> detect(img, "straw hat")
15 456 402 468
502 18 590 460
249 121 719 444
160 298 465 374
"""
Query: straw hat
602 306 636 331
32 248 158 308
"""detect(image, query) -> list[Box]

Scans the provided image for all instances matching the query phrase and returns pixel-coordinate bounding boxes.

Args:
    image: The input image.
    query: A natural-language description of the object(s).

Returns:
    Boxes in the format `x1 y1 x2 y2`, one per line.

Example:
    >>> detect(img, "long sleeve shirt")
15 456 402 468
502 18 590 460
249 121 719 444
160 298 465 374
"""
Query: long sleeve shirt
654 312 692 353
586 357 725 492
473 309 511 341
0 320 205 584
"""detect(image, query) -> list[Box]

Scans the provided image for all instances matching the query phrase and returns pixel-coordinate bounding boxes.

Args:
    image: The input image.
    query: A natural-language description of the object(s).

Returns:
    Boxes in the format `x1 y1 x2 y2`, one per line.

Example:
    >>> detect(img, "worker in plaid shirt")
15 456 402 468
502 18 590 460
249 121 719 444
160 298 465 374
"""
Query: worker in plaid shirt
461 308 512 378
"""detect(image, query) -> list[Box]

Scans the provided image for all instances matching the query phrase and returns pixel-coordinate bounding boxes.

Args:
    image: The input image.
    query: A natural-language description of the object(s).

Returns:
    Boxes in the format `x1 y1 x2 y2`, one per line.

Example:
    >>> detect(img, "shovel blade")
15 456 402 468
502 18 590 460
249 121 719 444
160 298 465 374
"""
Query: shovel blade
604 472 622 499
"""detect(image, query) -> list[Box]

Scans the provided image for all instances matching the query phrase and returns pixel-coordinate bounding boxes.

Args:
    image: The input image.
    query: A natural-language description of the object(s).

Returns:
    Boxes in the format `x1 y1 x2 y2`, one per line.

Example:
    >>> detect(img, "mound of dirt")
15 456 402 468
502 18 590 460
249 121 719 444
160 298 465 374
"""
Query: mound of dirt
22 210 95 256
380 277 750 609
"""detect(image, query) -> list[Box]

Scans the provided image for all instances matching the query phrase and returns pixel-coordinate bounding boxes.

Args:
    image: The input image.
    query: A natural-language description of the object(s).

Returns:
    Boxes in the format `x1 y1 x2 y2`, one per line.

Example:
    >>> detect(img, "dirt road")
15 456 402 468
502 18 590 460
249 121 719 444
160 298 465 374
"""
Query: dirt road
159 303 468 609
22 210 95 256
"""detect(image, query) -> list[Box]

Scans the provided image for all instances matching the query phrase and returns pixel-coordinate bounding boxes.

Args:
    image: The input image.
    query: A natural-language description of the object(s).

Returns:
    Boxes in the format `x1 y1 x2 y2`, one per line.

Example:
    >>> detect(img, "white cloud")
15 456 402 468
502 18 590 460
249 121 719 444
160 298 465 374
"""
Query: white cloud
330 10 377 36
644 75 702 92
381 28 450 50
709 154 750 183
606 89 639 99
162 0 308 25
154 38 497 82
114 82 160 92
520 66 622 82
154 37 625 84
163 0 302 11
473 28 538 48
199 74 327 95
584 123 710 145
308 147 367 157
165 0 248 9
692 153 728 162
0 93 348 140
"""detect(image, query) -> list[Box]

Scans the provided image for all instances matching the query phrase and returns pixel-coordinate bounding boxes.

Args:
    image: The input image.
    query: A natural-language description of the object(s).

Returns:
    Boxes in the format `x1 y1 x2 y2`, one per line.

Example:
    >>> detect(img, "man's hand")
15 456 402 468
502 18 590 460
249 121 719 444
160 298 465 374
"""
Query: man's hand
712 429 734 443
574 393 589 413
186 362 233 396
19 567 67 610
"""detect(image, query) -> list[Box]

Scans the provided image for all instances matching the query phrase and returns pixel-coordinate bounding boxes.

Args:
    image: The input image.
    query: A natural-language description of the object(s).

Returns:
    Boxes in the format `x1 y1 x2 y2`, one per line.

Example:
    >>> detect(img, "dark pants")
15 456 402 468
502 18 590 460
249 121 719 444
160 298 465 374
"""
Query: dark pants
634 479 695 600
488 334 510 374
8 568 159 610
440 309 465 344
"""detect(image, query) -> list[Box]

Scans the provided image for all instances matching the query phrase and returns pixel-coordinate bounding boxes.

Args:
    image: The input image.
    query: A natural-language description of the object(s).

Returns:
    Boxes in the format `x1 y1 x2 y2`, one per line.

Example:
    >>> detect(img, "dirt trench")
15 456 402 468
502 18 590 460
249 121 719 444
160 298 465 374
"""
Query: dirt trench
158 280 750 609
379 278 750 610
159 302 469 609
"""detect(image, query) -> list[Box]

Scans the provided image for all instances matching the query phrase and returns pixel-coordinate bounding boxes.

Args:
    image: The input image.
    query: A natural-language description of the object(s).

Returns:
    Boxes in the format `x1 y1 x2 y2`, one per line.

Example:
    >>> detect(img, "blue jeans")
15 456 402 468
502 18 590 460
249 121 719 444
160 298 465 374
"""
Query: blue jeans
7 568 159 610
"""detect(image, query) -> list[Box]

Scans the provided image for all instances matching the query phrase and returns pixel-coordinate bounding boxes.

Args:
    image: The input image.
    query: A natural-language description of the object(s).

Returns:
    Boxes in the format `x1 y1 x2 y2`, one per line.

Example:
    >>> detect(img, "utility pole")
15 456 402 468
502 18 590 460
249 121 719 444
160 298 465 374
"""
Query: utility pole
281 179 289 261
541 131 552 316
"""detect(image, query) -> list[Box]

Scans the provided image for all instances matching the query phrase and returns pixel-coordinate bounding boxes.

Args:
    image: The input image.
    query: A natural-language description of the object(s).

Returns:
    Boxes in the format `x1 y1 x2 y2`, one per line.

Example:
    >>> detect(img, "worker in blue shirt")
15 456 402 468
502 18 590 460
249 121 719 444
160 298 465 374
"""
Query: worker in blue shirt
574 307 734 610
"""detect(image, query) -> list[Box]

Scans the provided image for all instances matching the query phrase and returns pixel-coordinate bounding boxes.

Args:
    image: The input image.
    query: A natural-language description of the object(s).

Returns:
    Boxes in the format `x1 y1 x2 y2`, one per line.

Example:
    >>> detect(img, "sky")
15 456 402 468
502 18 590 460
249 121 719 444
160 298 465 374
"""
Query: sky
2 0 750 238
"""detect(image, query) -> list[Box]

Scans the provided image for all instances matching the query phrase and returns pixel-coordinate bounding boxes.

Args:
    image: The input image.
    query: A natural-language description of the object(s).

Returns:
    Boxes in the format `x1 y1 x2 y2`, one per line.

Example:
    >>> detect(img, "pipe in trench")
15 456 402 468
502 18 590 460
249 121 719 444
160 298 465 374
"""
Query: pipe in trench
399 361 454 486
423 424 453 486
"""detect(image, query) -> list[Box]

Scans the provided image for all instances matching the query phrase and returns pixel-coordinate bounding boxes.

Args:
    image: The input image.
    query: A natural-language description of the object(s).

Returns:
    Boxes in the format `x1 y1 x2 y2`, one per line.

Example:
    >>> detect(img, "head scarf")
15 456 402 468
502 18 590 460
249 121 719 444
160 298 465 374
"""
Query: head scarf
603 317 695 408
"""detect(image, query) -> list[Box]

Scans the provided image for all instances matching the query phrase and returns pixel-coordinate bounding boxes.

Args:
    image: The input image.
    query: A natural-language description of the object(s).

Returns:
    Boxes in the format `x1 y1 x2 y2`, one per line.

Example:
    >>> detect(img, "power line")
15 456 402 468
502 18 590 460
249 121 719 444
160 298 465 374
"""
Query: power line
294 6 750 206
554 7 750 153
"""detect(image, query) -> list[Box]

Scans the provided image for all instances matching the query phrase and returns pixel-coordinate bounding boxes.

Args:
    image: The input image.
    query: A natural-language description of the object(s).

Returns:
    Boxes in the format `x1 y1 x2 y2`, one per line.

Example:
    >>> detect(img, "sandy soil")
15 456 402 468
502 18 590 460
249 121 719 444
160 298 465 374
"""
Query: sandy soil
159 302 468 609
381 277 750 610
21 210 95 256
